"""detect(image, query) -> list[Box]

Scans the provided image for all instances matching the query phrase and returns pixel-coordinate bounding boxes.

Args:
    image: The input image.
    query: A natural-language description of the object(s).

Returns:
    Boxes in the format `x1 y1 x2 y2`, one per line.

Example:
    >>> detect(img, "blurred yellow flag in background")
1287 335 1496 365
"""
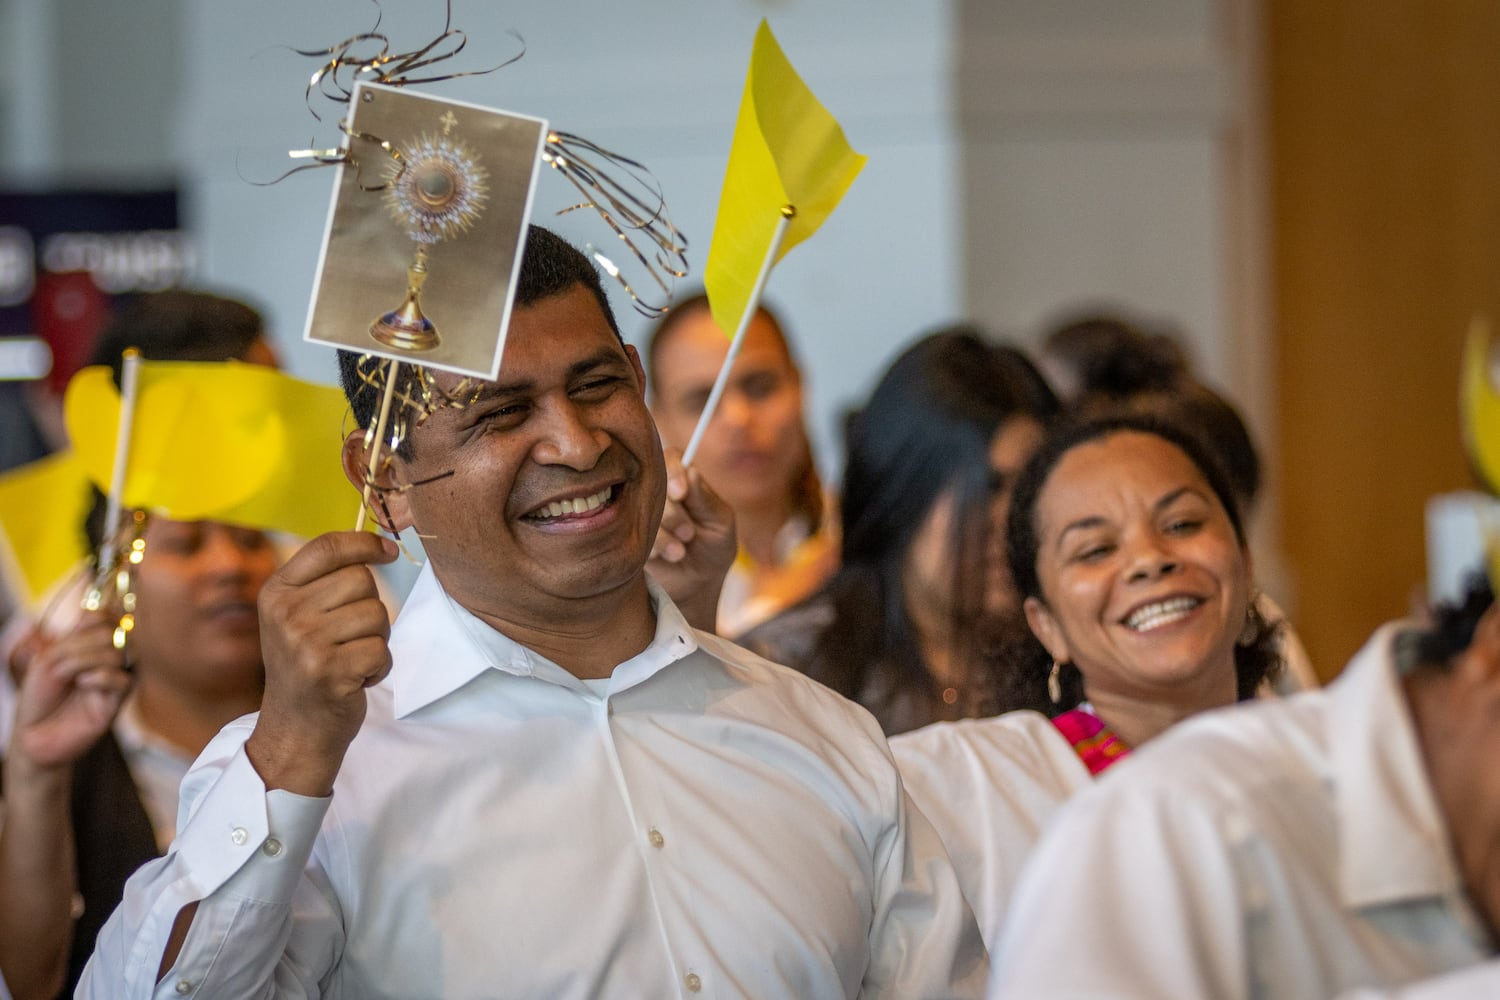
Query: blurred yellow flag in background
64 360 358 539
1460 316 1500 590
0 450 92 606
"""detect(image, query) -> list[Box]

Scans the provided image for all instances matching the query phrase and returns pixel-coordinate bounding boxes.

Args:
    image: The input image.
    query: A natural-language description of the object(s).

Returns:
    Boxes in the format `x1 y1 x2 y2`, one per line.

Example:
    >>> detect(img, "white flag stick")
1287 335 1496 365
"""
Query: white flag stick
355 357 401 532
100 348 143 565
682 206 795 468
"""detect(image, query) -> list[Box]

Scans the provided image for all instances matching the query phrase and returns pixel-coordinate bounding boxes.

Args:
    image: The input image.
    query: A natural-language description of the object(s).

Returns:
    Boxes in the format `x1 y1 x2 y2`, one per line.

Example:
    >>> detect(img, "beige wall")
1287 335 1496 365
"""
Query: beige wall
1268 0 1500 674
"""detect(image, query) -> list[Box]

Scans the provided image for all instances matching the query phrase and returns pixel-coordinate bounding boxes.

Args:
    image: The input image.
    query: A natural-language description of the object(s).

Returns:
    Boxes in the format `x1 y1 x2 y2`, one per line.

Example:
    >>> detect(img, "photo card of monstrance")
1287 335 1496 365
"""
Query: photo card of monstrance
304 81 546 381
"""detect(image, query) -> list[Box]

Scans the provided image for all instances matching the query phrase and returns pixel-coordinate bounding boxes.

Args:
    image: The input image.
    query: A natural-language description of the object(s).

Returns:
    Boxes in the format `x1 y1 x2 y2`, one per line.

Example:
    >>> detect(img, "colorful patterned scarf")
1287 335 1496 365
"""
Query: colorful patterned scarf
1052 707 1131 776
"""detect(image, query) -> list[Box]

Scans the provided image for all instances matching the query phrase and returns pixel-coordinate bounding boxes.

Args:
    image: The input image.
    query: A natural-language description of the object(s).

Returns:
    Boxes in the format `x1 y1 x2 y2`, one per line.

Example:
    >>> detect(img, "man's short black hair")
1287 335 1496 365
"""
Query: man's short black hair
338 225 621 434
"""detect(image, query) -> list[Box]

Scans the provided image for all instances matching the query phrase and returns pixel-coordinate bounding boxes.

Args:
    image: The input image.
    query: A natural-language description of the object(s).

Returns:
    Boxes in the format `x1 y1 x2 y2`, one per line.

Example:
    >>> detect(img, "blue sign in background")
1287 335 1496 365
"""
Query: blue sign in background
0 190 190 336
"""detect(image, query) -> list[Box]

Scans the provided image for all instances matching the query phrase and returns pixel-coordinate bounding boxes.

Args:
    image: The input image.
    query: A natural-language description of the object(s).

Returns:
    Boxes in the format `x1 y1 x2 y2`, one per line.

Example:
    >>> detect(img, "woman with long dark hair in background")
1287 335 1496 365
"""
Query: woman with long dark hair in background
742 327 1059 735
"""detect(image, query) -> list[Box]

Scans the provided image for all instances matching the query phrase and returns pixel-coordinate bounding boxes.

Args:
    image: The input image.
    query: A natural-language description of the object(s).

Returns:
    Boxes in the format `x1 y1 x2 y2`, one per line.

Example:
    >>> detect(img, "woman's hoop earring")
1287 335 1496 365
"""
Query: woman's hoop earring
1238 592 1262 647
1048 661 1064 705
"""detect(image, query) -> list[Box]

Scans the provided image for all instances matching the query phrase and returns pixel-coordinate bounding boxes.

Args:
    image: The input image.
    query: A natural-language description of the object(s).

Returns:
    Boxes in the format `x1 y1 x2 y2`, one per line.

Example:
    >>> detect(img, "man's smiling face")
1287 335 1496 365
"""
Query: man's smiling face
381 282 666 622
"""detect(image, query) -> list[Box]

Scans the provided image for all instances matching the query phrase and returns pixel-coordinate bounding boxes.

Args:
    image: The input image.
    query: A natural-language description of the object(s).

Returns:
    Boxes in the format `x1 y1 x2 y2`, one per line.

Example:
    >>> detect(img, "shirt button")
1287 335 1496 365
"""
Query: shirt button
647 827 665 849
684 972 701 992
175 980 193 994
262 837 284 857
230 827 248 846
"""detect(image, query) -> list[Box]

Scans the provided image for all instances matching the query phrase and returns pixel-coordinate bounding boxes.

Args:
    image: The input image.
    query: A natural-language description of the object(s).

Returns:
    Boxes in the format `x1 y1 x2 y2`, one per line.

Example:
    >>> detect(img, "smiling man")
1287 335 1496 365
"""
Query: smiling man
80 227 986 999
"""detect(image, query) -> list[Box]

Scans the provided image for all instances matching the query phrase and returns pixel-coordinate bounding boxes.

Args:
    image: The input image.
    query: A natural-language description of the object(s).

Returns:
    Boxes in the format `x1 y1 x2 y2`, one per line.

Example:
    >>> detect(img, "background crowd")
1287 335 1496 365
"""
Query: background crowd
0 259 1491 998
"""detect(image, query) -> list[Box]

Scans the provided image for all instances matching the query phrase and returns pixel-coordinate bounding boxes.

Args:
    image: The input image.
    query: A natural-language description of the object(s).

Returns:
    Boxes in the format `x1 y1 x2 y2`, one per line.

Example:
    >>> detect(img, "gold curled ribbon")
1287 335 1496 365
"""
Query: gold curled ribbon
243 0 520 187
291 1 524 122
544 131 690 318
345 355 479 544
249 119 407 190
258 1 692 314
348 354 480 461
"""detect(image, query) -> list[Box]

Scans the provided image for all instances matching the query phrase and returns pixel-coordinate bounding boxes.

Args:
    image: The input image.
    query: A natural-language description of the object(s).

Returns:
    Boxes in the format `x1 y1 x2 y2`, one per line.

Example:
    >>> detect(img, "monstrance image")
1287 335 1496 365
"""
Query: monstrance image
305 82 546 380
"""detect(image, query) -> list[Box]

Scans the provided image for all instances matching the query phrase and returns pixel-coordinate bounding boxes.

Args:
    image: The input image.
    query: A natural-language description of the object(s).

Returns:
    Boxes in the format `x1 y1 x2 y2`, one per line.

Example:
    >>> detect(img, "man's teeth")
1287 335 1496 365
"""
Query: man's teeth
535 487 612 520
1125 597 1201 632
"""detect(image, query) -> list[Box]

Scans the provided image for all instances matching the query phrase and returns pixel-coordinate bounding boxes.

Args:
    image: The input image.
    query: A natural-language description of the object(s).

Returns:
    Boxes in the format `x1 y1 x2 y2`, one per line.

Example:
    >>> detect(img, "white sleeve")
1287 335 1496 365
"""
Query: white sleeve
988 781 1248 1000
1335 961 1500 999
861 779 991 999
77 723 340 999
891 716 1088 957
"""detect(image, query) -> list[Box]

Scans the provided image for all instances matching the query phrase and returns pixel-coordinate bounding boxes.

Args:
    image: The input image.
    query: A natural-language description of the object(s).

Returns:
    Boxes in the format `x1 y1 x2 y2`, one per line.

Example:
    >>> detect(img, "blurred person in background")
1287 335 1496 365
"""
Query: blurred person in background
0 291 281 1000
647 293 836 637
742 327 1059 735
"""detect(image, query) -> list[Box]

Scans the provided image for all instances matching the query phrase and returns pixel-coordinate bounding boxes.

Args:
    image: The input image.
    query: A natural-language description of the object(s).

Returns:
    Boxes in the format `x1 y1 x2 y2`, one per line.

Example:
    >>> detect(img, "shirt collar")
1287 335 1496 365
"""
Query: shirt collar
389 562 700 719
1330 621 1463 910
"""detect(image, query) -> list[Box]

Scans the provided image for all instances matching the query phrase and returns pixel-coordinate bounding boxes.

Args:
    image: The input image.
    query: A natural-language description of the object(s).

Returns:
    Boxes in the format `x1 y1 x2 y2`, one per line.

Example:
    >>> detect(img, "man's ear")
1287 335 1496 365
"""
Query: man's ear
625 343 649 400
1023 595 1072 666
341 430 412 533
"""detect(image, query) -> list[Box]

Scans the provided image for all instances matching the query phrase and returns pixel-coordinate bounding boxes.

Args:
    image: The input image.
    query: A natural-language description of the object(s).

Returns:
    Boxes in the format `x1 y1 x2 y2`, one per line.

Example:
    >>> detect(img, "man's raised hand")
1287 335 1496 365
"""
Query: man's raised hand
247 531 398 797
648 450 737 633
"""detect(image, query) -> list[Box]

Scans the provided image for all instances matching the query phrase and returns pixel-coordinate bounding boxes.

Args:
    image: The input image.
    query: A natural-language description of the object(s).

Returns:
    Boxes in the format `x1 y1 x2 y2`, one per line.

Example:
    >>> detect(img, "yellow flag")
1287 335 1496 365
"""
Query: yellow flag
0 450 93 606
704 20 867 337
1462 316 1500 492
64 360 359 538
1460 315 1500 589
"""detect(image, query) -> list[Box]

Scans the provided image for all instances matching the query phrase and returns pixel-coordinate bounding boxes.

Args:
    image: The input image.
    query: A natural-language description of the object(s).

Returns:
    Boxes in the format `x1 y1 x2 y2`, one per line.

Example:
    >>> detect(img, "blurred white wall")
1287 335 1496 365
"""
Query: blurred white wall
178 0 963 486
1 0 1264 504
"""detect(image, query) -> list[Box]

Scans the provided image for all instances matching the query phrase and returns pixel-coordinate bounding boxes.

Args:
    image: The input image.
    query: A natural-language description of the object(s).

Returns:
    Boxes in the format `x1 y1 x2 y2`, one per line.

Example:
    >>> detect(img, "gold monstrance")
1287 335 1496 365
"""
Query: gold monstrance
370 112 489 352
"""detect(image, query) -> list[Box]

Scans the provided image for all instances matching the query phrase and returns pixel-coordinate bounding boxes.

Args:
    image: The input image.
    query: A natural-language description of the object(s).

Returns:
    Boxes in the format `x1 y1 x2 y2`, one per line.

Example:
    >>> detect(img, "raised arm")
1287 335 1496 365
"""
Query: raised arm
0 611 129 1000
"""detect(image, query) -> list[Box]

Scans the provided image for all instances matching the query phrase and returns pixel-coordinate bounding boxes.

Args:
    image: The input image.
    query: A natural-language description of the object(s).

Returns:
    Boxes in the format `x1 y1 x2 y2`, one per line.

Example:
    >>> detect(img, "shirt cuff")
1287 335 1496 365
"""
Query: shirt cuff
172 745 330 903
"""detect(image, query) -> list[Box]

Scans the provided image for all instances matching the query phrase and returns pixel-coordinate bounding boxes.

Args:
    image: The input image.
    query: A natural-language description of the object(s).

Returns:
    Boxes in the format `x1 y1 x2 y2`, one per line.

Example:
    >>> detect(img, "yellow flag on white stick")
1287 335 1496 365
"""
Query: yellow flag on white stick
703 20 867 340
64 360 359 538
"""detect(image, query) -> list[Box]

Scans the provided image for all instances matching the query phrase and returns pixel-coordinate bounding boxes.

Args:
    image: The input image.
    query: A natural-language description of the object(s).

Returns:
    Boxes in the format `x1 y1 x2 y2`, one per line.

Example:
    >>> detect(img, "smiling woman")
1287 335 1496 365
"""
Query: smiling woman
1007 418 1279 736
889 413 1280 952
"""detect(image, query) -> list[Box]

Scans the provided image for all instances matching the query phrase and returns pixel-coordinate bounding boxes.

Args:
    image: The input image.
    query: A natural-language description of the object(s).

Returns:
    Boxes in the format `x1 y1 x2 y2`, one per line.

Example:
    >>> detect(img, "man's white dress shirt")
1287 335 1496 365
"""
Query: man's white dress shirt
81 565 987 999
890 710 1092 953
988 623 1498 999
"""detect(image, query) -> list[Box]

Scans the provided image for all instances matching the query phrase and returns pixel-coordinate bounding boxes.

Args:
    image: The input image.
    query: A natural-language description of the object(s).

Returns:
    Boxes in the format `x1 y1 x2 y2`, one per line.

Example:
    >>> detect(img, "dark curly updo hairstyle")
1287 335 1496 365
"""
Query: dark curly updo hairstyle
1398 575 1495 674
1000 413 1281 714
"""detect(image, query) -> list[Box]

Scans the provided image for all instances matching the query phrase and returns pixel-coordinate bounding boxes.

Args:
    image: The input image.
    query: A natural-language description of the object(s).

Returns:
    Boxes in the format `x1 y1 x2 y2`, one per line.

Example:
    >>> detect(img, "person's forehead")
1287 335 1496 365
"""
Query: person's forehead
1042 433 1205 516
658 310 789 379
1063 431 1196 478
511 282 615 336
990 417 1043 470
